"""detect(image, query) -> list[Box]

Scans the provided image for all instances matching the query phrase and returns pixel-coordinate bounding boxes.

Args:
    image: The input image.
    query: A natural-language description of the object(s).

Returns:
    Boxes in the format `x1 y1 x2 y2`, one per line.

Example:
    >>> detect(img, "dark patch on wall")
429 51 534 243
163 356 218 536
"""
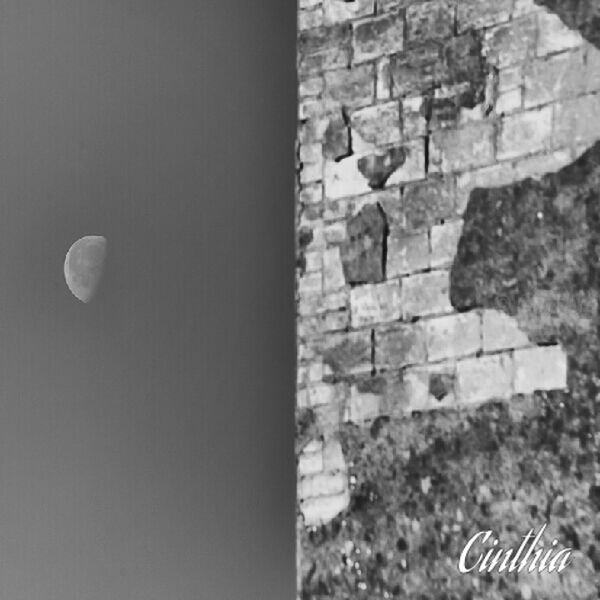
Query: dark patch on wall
340 203 389 284
357 147 407 189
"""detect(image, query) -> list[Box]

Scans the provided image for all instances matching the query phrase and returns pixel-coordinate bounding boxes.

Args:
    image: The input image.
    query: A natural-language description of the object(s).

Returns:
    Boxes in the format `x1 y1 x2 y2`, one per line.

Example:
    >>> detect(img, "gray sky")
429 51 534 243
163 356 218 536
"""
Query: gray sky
0 2 295 598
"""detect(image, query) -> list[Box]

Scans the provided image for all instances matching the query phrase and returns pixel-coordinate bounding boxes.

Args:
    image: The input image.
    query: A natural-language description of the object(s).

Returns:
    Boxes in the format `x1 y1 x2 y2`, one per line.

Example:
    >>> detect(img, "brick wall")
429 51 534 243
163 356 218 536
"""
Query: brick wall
296 0 599 540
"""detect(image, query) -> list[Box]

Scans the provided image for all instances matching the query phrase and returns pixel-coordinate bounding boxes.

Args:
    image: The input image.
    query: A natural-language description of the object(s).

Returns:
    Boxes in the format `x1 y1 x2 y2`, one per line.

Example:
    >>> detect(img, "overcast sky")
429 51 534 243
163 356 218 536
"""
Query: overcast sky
0 2 295 599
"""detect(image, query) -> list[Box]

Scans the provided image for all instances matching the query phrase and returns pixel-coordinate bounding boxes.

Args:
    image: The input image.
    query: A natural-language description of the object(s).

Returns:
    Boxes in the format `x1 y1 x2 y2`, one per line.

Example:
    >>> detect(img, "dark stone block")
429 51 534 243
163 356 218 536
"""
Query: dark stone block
340 203 389 284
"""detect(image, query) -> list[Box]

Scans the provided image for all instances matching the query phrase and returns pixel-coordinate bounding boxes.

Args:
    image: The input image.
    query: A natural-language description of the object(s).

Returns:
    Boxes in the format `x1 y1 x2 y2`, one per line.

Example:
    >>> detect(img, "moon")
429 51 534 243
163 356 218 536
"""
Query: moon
63 236 107 303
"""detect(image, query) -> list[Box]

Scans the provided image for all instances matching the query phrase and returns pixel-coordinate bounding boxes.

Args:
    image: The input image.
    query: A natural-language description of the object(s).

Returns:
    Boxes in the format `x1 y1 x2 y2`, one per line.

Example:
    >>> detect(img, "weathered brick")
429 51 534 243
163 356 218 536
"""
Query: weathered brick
323 0 375 25
553 94 600 149
496 106 553 161
298 271 323 297
322 438 346 471
299 0 321 9
344 384 381 423
350 281 401 327
457 0 512 32
430 219 463 268
298 24 352 75
323 63 376 109
406 1 454 45
403 361 457 411
341 202 387 284
402 177 456 231
299 7 325 30
430 121 495 173
495 88 522 114
387 230 429 277
376 57 392 100
401 96 428 139
483 15 538 69
298 440 324 477
324 155 372 200
323 247 346 292
375 323 426 368
386 138 427 185
300 487 350 525
513 345 568 394
401 270 452 319
482 309 530 352
353 11 405 63
441 30 486 92
456 353 514 405
299 182 323 206
425 312 481 362
390 42 444 98
523 50 585 109
350 101 402 146
322 330 372 375
536 10 583 57
299 471 347 499
299 75 324 98
303 251 322 273
324 221 346 243
305 382 341 407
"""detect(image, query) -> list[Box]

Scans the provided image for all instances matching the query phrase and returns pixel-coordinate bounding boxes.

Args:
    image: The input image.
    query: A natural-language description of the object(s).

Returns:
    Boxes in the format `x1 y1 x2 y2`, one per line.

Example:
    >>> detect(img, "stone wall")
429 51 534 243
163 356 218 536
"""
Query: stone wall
296 1 600 598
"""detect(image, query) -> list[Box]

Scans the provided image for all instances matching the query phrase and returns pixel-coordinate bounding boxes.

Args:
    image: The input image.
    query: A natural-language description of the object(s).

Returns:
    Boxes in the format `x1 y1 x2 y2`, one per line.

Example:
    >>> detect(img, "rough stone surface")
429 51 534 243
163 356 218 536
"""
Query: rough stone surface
296 1 600 597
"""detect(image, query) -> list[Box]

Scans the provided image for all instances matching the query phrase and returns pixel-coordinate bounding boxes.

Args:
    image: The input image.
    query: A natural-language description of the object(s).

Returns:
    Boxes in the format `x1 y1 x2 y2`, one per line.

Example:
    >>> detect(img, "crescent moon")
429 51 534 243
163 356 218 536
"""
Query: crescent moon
63 236 107 303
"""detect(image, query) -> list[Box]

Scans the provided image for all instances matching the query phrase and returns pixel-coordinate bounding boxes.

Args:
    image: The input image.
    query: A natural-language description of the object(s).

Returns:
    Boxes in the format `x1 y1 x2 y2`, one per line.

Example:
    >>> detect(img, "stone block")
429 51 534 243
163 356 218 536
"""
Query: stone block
430 121 495 173
350 281 401 327
353 10 405 63
536 10 584 57
457 0 512 32
401 270 452 319
344 385 381 423
298 471 348 500
387 230 429 277
350 101 402 146
322 330 372 375
300 487 350 526
402 177 456 231
483 15 537 69
523 50 585 109
401 96 428 139
305 382 340 407
430 219 463 268
406 1 454 45
323 247 346 292
323 63 375 109
298 440 324 477
553 94 600 149
298 271 323 298
482 309 530 352
425 312 481 362
299 182 322 206
513 345 568 394
375 323 426 368
299 7 324 30
340 202 387 284
376 57 392 100
403 361 457 411
386 138 427 185
298 24 352 75
324 155 371 200
456 353 514 405
496 106 553 161
390 41 444 98
323 0 375 25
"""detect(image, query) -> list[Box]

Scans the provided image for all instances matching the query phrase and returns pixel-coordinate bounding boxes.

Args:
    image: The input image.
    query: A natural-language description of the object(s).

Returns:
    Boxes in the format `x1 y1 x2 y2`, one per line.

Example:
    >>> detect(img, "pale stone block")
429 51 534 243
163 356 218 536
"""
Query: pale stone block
301 488 350 526
298 271 322 297
401 270 452 319
513 345 568 394
299 471 347 500
298 441 324 477
323 0 374 25
425 312 481 362
496 105 553 161
537 11 584 57
344 386 381 424
323 247 346 292
482 309 530 352
350 281 401 327
350 101 402 146
456 353 514 405
376 57 391 101
387 231 429 278
430 220 464 268
324 156 371 200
